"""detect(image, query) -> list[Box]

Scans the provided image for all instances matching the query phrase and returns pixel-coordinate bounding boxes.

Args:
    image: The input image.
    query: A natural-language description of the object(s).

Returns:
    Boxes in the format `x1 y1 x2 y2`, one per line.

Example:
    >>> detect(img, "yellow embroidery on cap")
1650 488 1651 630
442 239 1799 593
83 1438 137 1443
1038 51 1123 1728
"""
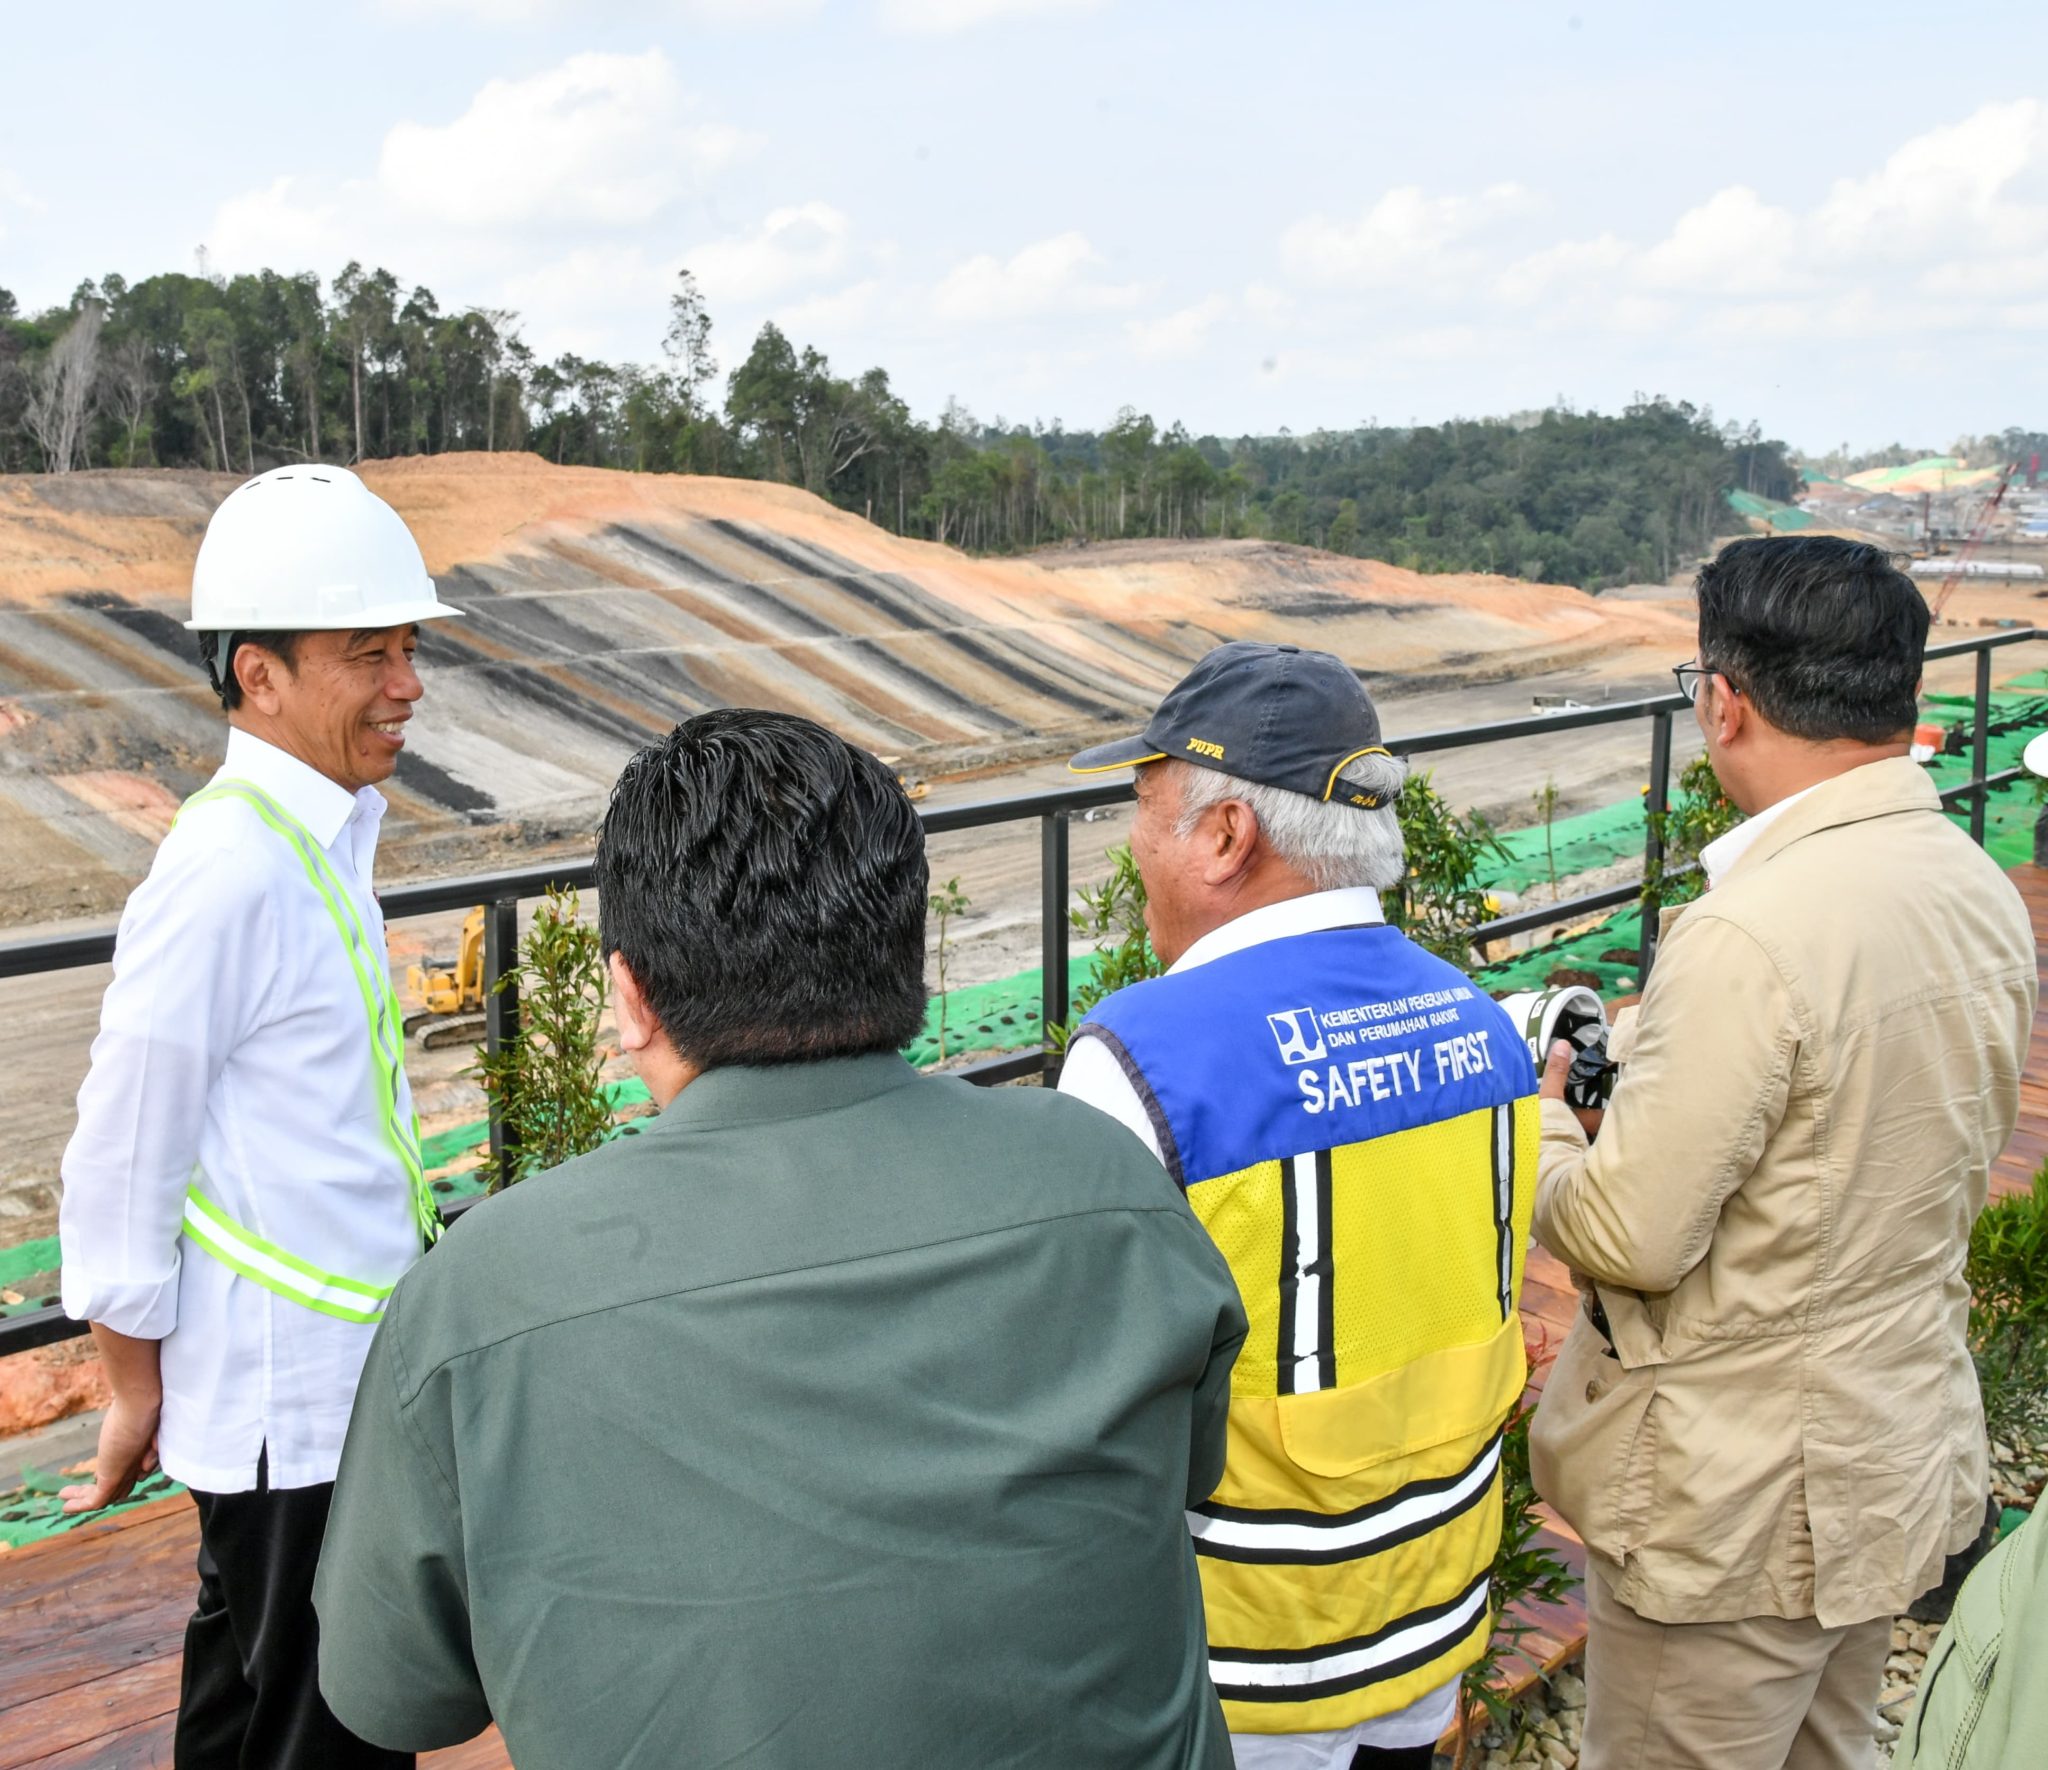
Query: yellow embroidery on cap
1186 738 1226 761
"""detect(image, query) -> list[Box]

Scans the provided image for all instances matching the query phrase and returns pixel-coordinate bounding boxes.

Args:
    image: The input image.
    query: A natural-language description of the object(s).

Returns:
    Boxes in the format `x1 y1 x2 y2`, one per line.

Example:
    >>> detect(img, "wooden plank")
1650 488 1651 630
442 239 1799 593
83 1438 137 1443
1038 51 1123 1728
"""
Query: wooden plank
0 1662 178 1770
12 1714 171 1769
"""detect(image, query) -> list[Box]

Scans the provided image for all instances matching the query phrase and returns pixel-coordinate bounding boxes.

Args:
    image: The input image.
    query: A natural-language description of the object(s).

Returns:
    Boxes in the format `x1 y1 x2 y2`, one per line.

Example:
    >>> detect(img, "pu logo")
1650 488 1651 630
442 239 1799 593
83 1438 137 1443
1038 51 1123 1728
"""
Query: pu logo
1185 737 1226 760
1268 1008 1326 1066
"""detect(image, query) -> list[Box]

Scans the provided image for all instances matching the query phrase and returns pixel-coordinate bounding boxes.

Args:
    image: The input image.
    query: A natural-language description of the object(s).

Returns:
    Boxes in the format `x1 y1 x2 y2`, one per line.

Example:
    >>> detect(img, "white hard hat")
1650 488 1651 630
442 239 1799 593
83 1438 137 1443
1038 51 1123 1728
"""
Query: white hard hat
2025 732 2048 778
185 465 462 632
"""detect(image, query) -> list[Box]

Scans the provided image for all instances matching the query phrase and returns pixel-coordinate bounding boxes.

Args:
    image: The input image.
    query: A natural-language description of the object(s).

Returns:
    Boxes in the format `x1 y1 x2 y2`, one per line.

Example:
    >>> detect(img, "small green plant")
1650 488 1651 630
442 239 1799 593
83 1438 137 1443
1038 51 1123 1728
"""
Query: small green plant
1532 775 1561 902
928 875 972 1061
1047 843 1163 1049
1643 753 1742 909
1968 1170 2048 1441
1449 1342 1579 1769
1391 772 1510 968
474 887 615 1191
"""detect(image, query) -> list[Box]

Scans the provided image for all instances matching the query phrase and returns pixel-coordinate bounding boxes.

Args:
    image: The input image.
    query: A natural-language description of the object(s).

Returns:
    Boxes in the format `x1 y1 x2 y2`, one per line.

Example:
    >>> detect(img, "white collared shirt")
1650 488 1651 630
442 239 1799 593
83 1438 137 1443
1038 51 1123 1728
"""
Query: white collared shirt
1698 782 1819 888
60 728 425 1492
1059 885 1459 1760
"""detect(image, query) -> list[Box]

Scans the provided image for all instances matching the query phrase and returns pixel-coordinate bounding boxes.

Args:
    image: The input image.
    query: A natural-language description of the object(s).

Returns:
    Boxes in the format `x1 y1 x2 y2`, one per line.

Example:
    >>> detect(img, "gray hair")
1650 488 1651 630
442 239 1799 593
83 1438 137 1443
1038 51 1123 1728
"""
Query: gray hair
1170 752 1409 891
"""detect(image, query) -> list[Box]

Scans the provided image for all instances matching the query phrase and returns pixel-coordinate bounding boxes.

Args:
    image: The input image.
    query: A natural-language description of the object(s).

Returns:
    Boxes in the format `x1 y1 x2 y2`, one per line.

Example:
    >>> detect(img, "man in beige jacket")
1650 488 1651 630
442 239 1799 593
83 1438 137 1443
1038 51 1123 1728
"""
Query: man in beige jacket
1529 536 2037 1770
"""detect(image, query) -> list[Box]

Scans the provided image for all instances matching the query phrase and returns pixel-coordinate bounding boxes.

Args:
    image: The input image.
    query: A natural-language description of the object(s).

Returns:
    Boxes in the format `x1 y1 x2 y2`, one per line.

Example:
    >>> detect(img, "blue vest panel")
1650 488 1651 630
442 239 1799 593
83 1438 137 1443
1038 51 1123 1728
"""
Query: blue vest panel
1081 922 1533 1188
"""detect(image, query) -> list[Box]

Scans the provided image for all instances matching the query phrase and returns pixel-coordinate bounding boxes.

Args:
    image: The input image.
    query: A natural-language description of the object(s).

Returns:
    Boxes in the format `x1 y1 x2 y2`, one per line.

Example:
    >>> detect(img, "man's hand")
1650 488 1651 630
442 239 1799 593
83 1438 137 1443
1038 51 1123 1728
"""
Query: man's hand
60 1322 165 1513
1541 1039 1606 1142
60 1394 161 1513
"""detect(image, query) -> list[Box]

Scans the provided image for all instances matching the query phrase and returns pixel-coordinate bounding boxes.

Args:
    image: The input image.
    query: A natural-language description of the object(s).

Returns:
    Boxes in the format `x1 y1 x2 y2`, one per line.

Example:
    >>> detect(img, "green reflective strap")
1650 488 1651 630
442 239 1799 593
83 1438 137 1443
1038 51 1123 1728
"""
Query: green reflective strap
182 1185 391 1325
179 780 443 1247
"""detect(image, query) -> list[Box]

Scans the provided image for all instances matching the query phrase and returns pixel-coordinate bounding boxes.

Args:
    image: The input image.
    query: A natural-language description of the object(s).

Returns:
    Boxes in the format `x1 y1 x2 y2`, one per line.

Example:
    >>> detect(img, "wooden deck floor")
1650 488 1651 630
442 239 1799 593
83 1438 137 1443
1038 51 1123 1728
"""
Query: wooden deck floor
7 864 2042 1765
0 1260 1587 1769
1991 864 2048 1202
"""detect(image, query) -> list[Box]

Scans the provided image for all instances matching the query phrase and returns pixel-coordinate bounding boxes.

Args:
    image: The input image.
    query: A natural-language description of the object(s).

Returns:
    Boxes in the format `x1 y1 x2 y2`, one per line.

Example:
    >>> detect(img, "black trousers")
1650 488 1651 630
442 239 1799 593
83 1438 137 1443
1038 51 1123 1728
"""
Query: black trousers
1351 1746 1435 1768
177 1454 413 1770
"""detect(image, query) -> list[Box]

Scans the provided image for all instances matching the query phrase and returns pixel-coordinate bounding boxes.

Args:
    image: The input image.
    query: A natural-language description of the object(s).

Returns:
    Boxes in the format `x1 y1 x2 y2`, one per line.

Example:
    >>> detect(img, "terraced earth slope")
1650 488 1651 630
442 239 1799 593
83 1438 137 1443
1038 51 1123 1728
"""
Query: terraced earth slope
0 453 1692 924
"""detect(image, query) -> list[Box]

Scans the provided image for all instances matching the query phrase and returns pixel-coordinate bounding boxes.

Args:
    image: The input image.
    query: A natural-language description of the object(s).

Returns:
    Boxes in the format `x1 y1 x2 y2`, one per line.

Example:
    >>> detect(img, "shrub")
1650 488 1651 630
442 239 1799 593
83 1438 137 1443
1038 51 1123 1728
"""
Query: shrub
1643 753 1741 910
1390 771 1509 966
1047 842 1161 1049
1969 1170 2048 1440
474 887 616 1191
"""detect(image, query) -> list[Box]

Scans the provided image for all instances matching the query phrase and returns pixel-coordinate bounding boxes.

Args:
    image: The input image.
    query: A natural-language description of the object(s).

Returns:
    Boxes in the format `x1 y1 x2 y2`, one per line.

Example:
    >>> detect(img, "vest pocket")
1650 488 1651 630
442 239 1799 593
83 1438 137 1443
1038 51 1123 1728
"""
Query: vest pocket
1274 1315 1526 1477
1528 1312 1657 1557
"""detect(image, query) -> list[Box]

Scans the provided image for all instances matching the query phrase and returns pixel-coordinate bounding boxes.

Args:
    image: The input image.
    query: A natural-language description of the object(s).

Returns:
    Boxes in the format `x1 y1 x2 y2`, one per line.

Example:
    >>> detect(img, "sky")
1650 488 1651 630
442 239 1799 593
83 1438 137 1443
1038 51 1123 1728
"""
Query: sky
2 0 2044 453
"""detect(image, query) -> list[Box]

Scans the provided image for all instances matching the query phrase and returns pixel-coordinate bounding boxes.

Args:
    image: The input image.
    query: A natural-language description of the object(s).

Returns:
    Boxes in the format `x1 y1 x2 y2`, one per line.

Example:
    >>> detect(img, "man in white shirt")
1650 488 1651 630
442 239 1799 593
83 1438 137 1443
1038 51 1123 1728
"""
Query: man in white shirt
58 465 462 1769
1060 642 1538 1770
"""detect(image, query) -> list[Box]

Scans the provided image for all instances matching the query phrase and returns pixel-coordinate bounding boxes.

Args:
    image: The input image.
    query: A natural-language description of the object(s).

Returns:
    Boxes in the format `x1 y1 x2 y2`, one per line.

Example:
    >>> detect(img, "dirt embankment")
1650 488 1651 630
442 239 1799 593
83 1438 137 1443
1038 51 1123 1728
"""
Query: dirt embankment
0 453 1695 925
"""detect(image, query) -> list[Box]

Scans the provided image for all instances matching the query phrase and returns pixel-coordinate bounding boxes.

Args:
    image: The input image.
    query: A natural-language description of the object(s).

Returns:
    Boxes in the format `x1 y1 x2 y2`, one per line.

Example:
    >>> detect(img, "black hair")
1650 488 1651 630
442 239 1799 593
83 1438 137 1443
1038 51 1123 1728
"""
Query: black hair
197 630 308 712
595 709 929 1069
1694 537 1927 743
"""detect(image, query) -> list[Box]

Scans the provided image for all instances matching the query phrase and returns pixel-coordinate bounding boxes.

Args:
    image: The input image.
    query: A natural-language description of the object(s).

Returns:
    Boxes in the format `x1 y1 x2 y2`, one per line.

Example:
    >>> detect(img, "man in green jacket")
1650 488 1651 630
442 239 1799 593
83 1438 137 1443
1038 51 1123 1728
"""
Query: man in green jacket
313 708 1246 1769
1898 1511 2044 1767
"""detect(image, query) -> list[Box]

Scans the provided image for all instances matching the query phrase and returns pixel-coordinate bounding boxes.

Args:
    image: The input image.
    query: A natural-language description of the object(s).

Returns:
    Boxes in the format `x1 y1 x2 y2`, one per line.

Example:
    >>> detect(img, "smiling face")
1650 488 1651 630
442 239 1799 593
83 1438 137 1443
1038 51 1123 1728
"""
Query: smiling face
231 625 423 792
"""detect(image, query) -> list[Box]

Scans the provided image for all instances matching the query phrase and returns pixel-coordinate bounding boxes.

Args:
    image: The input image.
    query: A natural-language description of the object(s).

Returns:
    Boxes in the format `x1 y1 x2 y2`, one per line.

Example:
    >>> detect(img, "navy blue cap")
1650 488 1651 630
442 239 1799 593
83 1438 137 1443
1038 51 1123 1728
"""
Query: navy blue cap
1070 641 1392 807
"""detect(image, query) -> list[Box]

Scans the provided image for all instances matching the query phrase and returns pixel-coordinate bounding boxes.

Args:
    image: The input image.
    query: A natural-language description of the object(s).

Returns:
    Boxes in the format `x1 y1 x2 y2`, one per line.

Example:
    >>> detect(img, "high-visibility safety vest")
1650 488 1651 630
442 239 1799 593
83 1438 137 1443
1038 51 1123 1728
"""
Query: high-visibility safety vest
1079 921 1537 1735
173 780 442 1324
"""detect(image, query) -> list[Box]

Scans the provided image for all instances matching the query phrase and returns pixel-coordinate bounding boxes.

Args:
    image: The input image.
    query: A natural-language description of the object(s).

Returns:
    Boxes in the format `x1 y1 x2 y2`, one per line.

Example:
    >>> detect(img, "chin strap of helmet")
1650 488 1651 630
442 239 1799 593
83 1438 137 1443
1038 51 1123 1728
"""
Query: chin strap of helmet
197 630 241 707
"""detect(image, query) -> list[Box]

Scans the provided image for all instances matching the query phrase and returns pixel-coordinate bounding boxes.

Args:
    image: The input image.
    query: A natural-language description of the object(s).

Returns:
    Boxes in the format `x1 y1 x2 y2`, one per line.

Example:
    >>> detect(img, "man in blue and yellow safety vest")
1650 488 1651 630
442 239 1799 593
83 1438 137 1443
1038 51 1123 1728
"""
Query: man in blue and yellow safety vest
58 465 462 1769
1060 641 1537 1770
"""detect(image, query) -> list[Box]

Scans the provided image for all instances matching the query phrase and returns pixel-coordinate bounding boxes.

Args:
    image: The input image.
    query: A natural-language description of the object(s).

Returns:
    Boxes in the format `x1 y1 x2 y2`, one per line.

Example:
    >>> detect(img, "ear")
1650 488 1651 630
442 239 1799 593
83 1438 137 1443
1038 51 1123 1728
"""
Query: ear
234 642 290 716
1201 797 1262 887
1704 675 1746 749
608 951 656 1055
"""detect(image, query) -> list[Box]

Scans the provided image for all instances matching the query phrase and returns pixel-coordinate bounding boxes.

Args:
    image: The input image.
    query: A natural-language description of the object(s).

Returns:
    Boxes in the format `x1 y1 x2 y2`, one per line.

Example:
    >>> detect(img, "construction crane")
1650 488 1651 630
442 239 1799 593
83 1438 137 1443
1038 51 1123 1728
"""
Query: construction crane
1929 462 2020 622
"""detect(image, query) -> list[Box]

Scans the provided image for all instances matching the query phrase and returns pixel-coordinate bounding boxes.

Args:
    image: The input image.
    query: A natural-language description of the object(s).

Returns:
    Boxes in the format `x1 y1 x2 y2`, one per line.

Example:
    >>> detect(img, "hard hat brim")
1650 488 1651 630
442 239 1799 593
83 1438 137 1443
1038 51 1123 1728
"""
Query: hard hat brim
184 597 463 632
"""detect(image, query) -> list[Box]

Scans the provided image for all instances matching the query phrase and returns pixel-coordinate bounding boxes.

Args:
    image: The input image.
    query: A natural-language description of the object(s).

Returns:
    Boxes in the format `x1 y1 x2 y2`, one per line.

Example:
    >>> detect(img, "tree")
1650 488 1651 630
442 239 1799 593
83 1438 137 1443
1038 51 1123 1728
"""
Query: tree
661 269 716 419
22 301 103 472
927 876 972 1061
100 335 155 466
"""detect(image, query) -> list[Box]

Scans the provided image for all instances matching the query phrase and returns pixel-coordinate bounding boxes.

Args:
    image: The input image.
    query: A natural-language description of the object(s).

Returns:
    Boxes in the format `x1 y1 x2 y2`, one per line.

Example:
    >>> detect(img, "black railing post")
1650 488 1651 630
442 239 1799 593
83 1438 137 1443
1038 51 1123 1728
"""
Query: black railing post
1971 646 1993 847
1638 710 1674 982
484 897 521 1173
1040 812 1071 1081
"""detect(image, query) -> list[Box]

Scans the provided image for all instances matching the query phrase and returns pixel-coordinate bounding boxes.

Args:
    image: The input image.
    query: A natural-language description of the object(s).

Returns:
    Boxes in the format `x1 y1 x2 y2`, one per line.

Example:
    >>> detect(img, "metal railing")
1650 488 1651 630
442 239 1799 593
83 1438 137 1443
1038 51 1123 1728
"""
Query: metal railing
1 626 2036 1358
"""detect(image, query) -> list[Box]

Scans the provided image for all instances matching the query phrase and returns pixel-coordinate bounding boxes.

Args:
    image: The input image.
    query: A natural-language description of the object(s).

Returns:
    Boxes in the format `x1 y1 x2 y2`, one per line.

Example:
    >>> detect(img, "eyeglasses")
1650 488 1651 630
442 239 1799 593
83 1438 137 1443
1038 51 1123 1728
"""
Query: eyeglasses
1672 662 1739 705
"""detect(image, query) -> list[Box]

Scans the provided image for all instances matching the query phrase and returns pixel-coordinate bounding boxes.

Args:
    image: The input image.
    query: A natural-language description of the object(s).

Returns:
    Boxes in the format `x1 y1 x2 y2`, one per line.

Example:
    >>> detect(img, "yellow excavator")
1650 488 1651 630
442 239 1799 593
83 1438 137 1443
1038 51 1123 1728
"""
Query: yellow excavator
404 907 490 1049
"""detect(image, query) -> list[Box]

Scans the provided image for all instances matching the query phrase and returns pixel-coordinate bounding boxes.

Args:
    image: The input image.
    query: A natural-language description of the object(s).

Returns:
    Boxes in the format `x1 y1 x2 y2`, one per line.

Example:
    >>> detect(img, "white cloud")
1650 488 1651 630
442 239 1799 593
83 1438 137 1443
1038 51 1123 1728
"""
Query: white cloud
688 203 852 304
378 50 753 229
1126 294 1229 360
1635 186 1802 295
1815 98 2048 258
775 278 886 338
880 0 1103 33
1495 233 1629 306
1279 183 1534 289
207 176 359 275
378 0 821 21
931 231 1144 322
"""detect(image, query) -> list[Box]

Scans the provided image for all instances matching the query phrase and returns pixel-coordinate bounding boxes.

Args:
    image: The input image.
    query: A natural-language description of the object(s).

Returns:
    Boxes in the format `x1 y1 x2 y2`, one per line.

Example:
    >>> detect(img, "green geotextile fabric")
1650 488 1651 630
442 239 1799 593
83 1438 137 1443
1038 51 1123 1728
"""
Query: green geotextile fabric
0 1468 185 1551
1485 798 1659 894
1473 908 1645 998
1726 488 1818 530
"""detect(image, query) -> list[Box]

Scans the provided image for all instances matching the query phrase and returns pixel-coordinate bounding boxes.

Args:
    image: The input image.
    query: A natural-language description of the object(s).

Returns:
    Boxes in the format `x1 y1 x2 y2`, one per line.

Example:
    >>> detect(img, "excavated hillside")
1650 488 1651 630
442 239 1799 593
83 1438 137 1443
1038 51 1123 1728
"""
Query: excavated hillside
0 453 1693 924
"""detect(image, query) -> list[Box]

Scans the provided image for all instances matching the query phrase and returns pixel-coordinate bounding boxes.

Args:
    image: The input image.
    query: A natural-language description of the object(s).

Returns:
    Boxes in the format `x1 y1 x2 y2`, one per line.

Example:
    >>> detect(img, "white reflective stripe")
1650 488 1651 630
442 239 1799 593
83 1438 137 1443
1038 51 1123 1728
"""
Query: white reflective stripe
1209 1577 1491 1692
1289 1151 1324 1393
1187 1436 1502 1557
1493 1104 1515 1315
180 1193 392 1321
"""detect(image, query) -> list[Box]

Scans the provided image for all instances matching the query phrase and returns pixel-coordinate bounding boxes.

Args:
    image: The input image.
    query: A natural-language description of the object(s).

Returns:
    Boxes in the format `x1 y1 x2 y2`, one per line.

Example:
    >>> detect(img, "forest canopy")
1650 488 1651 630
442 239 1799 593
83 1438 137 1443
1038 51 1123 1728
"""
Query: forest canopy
3 261 2007 592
